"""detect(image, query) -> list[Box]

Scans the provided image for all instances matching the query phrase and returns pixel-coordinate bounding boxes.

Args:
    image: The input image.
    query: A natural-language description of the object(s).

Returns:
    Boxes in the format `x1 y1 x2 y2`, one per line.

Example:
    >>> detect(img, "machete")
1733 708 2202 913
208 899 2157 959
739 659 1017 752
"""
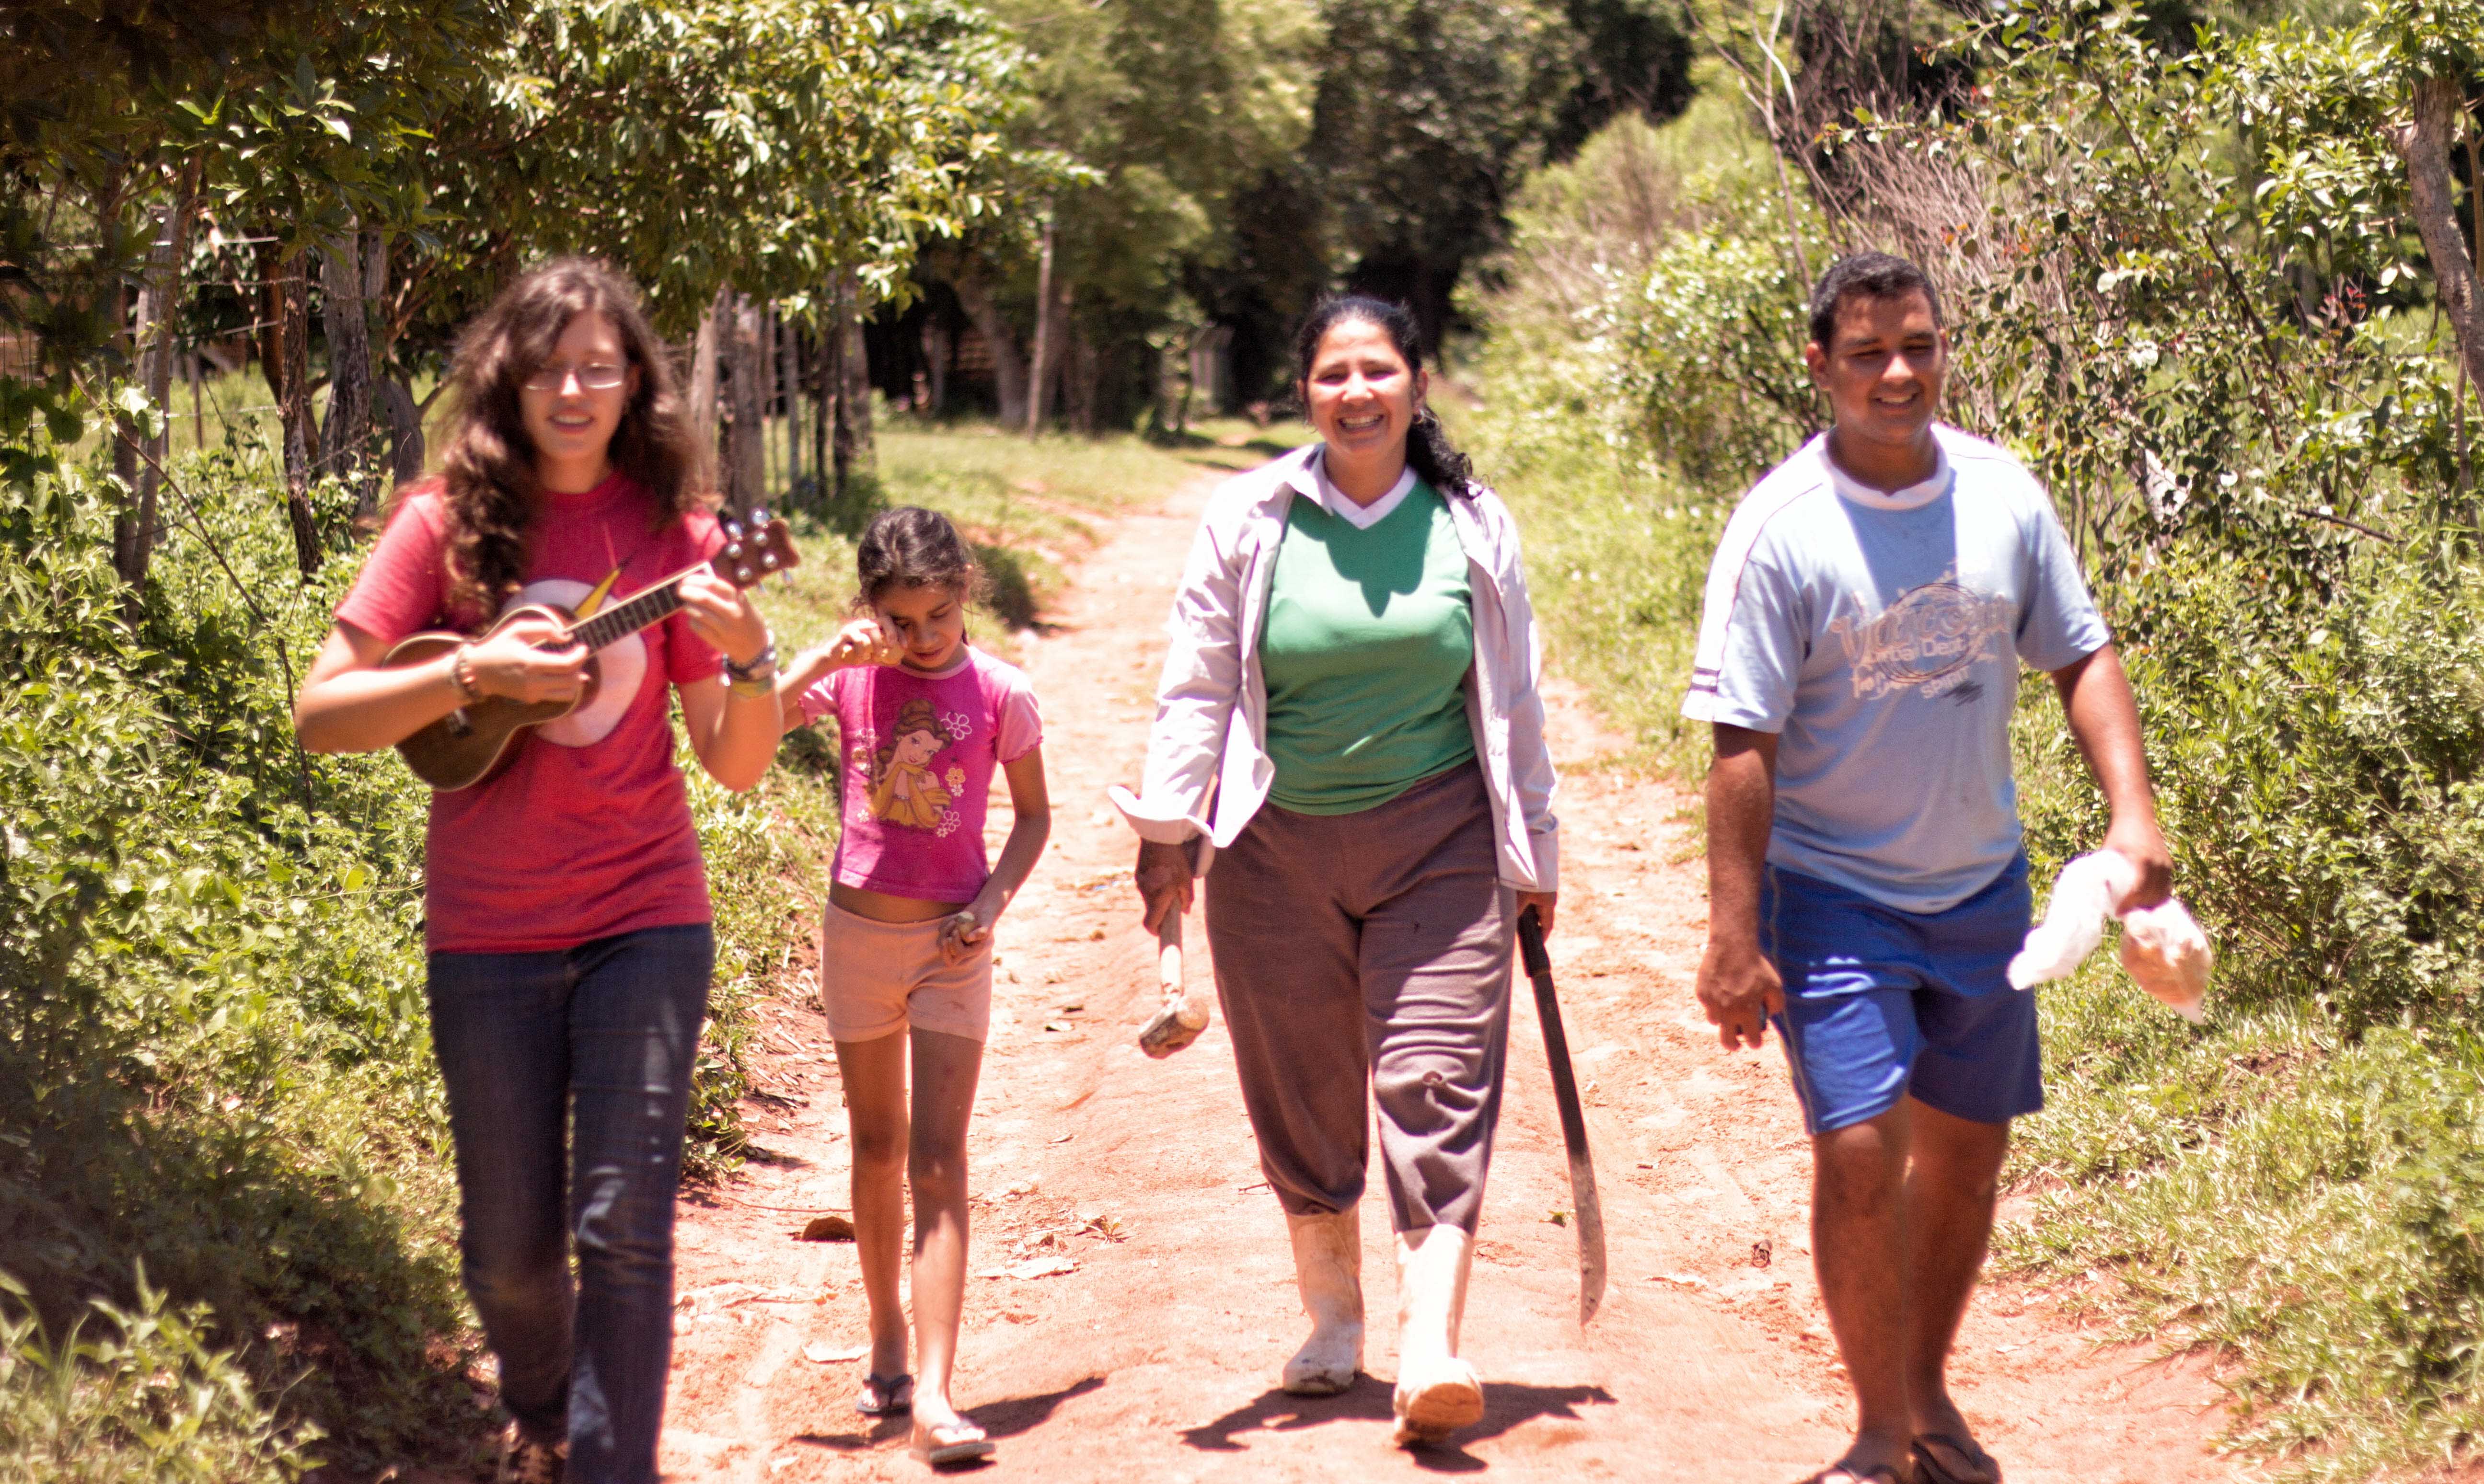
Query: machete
1518 905 1606 1323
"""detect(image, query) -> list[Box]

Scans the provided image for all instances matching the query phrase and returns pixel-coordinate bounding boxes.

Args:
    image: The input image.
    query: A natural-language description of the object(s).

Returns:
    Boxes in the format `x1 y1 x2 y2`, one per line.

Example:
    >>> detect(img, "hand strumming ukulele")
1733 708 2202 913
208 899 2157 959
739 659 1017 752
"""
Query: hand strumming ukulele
387 510 800 791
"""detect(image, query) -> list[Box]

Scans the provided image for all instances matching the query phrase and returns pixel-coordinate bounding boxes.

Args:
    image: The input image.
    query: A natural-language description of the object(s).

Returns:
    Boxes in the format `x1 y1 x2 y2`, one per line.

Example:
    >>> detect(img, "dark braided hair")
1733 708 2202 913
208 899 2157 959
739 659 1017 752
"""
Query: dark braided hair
1290 295 1475 501
855 506 982 610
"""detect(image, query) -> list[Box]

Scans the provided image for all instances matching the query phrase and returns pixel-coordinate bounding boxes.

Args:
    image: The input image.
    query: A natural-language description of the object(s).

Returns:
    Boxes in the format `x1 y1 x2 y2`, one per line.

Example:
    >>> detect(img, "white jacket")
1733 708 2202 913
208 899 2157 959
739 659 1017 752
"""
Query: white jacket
1115 443 1560 891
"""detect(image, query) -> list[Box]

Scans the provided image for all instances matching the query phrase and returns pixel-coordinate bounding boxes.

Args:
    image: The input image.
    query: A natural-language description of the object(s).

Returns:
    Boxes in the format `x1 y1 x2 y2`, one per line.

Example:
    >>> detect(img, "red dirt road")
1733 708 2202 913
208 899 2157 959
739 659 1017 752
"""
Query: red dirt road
658 476 2253 1484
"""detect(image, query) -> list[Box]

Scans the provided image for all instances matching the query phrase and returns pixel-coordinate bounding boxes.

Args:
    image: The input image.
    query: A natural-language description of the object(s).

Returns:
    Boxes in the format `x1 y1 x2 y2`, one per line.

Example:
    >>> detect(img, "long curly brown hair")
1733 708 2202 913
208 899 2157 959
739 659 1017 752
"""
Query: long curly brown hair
429 258 706 613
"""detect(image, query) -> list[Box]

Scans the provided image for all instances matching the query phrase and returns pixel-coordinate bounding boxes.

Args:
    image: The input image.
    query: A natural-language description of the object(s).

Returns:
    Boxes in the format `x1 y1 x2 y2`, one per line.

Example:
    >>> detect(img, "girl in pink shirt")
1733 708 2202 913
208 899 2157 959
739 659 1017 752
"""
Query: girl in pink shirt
776 507 1051 1466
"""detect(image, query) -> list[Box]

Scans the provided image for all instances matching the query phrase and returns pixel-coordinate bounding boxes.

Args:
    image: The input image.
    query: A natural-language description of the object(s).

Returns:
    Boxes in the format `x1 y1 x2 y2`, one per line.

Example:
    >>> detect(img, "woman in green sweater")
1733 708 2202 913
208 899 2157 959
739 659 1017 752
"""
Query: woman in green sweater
1118 296 1561 1448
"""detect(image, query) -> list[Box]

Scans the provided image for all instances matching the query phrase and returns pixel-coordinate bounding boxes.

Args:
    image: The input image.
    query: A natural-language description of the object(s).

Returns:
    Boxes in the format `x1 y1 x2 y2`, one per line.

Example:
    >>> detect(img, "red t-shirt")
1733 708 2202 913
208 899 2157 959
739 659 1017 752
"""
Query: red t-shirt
336 473 725 953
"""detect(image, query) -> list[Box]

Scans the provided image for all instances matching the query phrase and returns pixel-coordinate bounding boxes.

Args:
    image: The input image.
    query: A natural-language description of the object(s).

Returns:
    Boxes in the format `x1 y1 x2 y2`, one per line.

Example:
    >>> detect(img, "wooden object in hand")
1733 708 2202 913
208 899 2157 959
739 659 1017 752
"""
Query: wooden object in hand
1137 909 1210 1058
387 510 799 790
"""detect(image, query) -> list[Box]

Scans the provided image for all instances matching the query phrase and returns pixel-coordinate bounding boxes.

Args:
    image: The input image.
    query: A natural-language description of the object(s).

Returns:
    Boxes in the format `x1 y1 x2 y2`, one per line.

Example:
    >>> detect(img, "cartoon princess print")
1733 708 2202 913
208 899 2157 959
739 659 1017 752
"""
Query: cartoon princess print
867 695 958 829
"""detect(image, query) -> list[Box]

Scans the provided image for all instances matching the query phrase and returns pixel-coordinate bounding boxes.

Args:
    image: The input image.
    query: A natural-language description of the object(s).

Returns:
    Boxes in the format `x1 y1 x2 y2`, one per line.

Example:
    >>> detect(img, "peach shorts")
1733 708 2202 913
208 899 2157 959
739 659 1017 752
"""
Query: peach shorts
818 900 993 1044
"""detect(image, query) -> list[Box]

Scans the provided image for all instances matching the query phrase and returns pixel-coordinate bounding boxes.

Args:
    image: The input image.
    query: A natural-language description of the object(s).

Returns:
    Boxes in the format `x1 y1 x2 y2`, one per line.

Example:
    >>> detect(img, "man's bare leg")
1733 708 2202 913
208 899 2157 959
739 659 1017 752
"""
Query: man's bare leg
1812 1101 1914 1479
1903 1098 2010 1474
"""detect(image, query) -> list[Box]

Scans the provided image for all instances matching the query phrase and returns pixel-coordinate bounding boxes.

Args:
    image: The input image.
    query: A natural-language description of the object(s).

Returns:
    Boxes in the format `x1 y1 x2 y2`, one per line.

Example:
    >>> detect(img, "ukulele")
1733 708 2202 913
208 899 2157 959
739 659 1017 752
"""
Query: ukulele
386 509 801 791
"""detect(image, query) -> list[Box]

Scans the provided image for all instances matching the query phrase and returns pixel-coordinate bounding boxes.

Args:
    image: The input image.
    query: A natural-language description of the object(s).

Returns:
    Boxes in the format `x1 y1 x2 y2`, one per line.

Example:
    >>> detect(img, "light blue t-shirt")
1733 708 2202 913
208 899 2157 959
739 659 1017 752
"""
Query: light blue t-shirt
1682 425 2110 914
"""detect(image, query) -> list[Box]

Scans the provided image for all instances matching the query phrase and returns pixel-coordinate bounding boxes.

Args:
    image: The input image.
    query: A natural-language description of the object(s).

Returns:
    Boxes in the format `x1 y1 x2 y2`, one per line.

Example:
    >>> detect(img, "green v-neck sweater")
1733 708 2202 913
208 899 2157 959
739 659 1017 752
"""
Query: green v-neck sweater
1258 482 1477 815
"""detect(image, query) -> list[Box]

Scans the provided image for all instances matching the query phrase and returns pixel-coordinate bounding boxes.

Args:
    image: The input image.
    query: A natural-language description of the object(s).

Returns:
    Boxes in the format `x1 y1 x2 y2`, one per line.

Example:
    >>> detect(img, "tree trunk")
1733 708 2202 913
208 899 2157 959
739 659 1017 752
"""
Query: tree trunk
812 294 833 510
1027 209 1058 437
922 314 950 414
836 275 875 489
113 190 194 587
378 376 426 490
254 233 289 408
952 273 1028 426
274 248 321 575
2394 75 2484 395
689 285 727 494
319 227 377 514
725 294 766 514
779 306 801 494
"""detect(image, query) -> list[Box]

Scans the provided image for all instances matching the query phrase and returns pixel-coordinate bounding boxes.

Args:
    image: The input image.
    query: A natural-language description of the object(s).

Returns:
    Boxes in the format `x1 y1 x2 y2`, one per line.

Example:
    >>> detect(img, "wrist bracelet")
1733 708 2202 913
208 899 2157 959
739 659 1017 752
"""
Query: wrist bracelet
724 639 776 682
727 671 777 700
447 644 480 704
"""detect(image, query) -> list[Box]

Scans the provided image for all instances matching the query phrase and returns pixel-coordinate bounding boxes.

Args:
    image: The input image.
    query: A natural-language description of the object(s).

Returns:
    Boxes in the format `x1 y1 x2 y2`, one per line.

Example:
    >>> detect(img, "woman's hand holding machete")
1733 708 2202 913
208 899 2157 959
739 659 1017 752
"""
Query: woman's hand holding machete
1135 840 1194 933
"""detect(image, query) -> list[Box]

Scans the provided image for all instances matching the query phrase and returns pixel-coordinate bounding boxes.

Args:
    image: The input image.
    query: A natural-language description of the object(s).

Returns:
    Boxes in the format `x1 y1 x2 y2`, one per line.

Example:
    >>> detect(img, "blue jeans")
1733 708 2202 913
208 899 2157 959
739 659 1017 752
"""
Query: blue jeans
427 923 713 1484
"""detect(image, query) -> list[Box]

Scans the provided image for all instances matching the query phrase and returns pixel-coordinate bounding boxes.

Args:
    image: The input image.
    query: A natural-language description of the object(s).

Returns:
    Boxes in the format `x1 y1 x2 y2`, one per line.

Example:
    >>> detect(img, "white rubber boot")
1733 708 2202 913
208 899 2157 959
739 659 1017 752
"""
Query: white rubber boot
1280 1208 1364 1395
1391 1224 1483 1446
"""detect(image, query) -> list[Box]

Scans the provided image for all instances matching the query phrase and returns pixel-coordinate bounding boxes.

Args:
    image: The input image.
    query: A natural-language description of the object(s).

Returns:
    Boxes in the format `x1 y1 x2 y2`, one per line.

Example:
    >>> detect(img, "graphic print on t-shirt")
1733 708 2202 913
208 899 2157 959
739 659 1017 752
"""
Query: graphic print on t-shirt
1827 566 2016 703
860 695 976 836
508 572 645 747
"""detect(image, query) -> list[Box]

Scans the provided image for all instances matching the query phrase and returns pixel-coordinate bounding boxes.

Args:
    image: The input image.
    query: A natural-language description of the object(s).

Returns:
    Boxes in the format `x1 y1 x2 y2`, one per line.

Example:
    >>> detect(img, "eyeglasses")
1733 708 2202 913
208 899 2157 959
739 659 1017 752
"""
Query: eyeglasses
520 361 629 392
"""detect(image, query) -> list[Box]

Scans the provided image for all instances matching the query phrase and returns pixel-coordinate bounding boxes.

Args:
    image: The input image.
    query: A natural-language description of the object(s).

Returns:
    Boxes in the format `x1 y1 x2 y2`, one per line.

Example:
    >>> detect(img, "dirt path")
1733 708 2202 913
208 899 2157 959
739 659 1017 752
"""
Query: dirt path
658 475 2254 1484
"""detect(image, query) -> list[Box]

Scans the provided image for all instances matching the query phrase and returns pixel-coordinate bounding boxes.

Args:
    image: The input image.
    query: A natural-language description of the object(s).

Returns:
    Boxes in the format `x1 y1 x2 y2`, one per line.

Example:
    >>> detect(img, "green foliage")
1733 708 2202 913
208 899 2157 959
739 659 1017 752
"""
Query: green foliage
0 456 483 1472
414 0 1026 338
1458 95 1795 776
0 1268 321 1483
1309 0 1579 293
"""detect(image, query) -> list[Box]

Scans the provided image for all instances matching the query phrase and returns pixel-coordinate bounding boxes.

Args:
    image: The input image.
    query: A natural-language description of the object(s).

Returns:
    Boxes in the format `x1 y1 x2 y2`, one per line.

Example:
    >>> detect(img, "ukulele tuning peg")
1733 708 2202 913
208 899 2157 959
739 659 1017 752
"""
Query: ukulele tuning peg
722 518 742 539
761 552 779 571
726 540 745 560
753 506 772 527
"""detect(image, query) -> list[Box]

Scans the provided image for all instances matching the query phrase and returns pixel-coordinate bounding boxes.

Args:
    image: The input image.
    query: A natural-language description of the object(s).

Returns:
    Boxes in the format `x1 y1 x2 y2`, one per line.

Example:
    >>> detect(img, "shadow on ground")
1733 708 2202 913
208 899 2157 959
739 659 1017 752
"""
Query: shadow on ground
1178 1375 1618 1468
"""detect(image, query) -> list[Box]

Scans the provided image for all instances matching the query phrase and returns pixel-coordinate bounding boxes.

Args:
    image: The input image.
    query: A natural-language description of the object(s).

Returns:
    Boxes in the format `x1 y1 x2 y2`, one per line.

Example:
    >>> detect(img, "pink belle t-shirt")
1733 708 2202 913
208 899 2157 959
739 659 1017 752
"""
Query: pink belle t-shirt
336 474 726 953
793 646 1043 903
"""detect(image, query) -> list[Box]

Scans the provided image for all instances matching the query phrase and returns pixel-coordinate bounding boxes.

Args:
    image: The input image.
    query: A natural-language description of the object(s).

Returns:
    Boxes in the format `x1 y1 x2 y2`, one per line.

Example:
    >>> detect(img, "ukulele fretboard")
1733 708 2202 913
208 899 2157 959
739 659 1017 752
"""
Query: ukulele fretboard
565 577 684 653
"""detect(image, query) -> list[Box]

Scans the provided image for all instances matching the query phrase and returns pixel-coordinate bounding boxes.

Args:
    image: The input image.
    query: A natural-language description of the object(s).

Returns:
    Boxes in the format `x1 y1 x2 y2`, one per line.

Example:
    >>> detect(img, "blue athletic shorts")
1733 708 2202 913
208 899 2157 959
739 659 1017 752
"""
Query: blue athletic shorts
1760 854 2040 1136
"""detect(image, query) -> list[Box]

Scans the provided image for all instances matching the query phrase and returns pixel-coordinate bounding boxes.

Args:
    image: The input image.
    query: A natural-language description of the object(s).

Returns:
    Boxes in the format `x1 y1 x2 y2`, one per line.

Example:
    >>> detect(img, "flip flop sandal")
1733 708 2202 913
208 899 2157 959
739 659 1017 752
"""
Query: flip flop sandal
856 1372 914 1417
911 1418 995 1468
1912 1432 2000 1484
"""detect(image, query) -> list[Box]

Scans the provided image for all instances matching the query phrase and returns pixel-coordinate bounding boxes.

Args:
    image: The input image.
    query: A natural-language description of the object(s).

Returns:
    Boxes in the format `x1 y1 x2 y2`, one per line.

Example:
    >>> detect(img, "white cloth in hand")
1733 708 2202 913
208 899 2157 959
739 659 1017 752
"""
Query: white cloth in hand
2118 899 2211 1024
2008 850 2138 989
2008 849 2212 1023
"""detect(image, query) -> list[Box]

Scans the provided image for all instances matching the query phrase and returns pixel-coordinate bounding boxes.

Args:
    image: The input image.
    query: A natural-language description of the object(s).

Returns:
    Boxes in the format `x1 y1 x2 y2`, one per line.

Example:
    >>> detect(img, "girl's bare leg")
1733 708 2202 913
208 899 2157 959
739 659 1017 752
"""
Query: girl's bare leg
905 1027 985 1428
832 1031 912 1386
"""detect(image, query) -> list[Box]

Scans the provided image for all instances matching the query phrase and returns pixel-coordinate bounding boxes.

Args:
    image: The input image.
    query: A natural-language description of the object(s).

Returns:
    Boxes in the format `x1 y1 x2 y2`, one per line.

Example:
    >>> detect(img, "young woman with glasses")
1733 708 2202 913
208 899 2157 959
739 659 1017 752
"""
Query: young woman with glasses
293 258 782 1484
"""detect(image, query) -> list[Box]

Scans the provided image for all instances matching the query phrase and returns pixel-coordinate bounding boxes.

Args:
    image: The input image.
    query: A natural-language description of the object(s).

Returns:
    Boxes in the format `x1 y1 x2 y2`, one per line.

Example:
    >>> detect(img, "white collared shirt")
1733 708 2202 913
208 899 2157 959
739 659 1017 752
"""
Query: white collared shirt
1113 442 1560 892
1309 452 1419 529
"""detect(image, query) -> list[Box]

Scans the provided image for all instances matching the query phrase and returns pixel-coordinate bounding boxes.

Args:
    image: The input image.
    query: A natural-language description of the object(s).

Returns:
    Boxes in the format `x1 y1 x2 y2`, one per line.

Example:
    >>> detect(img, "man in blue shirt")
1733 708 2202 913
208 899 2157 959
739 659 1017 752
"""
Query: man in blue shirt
1687 253 2173 1484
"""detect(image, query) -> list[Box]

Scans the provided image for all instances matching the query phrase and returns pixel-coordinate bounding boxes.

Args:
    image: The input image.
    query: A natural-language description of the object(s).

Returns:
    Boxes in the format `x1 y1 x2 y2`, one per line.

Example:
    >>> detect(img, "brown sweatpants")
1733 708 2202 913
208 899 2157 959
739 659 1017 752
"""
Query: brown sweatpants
1204 762 1514 1235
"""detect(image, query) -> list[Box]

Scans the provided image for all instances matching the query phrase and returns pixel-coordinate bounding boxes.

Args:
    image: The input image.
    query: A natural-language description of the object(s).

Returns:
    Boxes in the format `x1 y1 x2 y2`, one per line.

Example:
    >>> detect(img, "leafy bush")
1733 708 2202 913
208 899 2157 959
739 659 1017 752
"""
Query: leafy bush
0 1269 319 1484
0 460 484 1472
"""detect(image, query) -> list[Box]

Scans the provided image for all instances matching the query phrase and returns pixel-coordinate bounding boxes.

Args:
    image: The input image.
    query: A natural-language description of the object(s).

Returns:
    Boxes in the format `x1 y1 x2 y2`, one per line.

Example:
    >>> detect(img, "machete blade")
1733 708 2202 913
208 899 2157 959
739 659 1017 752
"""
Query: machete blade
1571 1147 1607 1323
1517 906 1605 1325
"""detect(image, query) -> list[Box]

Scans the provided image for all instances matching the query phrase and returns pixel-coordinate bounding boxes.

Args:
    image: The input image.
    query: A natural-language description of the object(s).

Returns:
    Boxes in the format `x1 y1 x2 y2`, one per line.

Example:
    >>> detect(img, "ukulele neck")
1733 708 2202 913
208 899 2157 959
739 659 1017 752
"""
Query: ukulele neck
561 564 697 652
